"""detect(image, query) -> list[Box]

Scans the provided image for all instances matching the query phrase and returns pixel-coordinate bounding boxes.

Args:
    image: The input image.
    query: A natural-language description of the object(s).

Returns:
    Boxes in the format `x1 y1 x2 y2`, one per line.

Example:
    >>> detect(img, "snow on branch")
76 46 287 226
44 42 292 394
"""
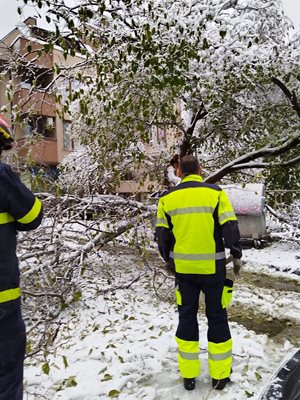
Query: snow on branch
20 192 155 357
205 132 300 183
203 76 300 183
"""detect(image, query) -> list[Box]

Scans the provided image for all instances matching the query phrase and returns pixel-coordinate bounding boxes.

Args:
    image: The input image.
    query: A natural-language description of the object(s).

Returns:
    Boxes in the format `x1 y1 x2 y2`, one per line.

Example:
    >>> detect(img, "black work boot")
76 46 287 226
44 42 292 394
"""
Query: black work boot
184 378 195 390
212 377 230 390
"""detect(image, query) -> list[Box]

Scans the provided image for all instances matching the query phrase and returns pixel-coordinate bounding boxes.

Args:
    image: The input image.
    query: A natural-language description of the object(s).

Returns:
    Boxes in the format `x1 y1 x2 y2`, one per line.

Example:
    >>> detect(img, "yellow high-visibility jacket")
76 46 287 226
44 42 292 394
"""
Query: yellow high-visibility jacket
155 174 241 276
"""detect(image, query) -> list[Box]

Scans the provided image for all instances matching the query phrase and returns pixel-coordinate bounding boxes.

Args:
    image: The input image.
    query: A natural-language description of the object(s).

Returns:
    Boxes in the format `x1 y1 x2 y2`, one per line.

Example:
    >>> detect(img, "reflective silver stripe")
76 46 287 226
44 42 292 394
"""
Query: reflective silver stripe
156 218 168 226
170 251 225 260
208 350 232 361
219 211 236 224
179 350 199 360
168 206 214 216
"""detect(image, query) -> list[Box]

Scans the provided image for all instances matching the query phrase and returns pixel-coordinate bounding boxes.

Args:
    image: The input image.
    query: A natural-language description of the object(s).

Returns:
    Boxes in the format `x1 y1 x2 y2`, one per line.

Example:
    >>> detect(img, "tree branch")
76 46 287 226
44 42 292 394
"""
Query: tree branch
180 102 208 157
272 77 300 118
266 204 299 228
230 154 300 170
205 133 300 183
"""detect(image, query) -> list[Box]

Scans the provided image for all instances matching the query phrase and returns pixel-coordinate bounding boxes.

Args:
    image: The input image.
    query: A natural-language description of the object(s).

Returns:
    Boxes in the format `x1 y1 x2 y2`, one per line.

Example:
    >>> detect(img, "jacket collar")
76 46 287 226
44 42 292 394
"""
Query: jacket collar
181 174 203 183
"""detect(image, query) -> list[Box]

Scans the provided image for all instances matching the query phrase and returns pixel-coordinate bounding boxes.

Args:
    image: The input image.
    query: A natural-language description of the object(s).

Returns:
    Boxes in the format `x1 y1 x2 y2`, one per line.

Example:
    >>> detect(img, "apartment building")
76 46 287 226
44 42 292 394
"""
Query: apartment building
0 17 180 197
0 17 83 174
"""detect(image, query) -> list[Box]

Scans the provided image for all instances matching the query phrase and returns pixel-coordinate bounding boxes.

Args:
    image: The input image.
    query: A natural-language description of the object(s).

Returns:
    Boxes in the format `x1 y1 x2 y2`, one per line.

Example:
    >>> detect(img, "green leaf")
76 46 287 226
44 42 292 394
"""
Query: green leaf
101 373 113 382
65 377 77 387
203 38 210 49
27 44 32 53
108 390 120 397
62 355 68 369
26 340 31 354
42 362 50 375
245 390 254 397
73 291 82 302
255 371 262 381
44 43 53 53
242 364 249 374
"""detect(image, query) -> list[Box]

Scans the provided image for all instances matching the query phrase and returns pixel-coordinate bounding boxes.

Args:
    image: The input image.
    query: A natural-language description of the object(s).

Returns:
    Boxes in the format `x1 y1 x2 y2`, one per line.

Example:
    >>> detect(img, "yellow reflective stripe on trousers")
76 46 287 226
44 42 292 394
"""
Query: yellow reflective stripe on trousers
0 287 21 303
179 350 199 360
170 251 225 261
176 336 200 378
219 211 236 225
208 349 232 361
208 339 232 380
17 197 42 224
0 212 14 224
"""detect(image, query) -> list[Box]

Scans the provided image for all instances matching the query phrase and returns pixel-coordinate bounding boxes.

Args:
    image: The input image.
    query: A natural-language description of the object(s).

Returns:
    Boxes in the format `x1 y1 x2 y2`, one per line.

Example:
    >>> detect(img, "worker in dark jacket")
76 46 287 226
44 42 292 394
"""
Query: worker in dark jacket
155 155 242 391
0 115 43 400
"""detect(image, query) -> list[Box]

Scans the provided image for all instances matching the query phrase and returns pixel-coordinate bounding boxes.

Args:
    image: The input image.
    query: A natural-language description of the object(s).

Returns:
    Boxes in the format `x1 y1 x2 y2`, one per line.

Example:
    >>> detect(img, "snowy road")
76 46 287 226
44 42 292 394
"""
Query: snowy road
24 242 300 400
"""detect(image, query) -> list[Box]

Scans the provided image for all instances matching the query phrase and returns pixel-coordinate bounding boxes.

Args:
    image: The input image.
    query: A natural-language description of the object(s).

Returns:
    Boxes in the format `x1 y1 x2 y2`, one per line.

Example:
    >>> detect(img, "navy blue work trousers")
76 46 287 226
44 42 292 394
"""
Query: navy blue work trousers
0 333 26 400
175 276 231 344
0 302 26 400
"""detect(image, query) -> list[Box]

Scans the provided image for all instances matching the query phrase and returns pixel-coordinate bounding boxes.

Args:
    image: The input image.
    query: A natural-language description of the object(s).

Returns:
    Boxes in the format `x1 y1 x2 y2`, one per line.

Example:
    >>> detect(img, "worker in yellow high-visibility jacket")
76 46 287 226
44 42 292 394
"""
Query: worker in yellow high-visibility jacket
155 155 242 391
0 115 43 400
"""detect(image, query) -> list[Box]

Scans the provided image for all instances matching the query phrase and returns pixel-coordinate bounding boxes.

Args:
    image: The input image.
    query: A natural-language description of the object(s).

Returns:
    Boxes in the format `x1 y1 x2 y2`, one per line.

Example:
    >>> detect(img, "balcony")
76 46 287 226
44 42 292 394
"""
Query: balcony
19 37 53 69
117 178 158 194
17 137 58 165
14 87 56 117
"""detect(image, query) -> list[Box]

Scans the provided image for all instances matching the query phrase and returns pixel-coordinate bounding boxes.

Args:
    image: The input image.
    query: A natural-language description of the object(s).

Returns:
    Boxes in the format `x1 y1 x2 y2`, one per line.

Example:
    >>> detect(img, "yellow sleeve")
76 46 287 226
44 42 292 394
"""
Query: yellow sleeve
218 190 237 225
156 198 169 228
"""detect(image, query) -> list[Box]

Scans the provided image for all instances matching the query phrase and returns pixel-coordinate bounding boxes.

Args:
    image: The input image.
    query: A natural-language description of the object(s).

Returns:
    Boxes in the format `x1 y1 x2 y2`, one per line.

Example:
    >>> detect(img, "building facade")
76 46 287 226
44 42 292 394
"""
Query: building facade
0 17 180 197
0 17 83 170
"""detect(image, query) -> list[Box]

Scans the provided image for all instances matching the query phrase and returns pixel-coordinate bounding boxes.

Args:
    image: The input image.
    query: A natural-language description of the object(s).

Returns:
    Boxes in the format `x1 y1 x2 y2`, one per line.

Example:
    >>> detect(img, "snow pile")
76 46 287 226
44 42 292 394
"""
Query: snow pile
23 242 299 399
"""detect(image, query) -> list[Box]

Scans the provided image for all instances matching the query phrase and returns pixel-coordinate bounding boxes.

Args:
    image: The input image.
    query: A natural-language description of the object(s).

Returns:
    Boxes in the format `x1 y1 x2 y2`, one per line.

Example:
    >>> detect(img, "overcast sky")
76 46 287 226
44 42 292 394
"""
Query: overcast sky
0 0 299 39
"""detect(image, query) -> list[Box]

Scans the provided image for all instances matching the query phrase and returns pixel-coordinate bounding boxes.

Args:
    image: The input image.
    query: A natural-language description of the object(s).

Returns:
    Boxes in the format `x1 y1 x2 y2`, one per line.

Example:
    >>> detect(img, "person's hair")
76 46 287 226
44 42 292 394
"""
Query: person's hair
179 154 200 175
170 154 179 166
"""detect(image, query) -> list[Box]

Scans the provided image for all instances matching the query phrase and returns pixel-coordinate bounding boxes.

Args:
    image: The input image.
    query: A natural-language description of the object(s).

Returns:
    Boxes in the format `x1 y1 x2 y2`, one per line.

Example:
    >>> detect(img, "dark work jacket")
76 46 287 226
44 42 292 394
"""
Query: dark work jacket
0 163 43 337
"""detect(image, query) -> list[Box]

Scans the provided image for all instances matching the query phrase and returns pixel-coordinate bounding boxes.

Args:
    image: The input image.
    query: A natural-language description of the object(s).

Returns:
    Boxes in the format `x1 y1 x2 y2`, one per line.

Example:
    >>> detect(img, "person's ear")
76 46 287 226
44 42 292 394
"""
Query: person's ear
178 165 184 178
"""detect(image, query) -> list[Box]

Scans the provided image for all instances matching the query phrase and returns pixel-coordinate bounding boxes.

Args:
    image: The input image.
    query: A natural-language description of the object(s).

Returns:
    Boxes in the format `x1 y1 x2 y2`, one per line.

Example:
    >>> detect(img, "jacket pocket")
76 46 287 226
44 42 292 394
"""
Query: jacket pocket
221 278 234 309
175 285 182 306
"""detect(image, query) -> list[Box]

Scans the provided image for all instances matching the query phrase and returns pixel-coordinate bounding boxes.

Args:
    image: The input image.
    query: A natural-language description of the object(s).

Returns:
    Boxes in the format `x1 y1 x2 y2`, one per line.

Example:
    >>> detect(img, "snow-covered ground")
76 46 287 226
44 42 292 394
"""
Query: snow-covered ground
23 241 300 400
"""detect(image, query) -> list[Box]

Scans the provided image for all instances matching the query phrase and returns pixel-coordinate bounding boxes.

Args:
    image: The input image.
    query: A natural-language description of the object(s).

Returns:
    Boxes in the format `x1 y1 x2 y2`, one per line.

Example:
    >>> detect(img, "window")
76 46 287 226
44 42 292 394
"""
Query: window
22 115 55 138
19 66 54 90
